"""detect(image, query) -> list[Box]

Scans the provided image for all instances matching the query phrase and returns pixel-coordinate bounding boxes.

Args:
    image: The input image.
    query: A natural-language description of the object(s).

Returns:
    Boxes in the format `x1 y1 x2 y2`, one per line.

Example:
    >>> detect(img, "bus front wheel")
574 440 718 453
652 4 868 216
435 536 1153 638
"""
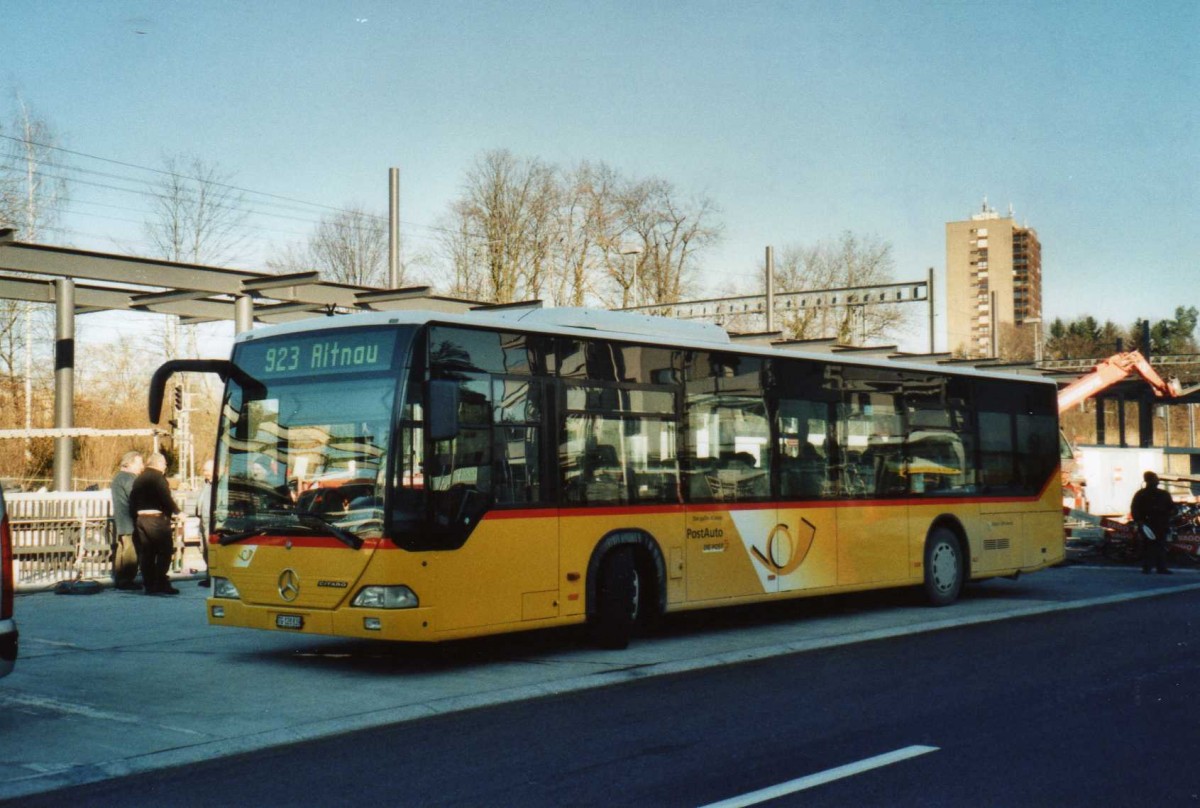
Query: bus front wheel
923 528 963 606
589 546 639 649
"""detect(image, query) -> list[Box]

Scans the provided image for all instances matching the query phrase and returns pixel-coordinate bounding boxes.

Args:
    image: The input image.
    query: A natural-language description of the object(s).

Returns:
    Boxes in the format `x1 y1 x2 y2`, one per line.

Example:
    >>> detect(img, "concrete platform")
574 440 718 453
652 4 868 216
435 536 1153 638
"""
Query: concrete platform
1 564 1198 801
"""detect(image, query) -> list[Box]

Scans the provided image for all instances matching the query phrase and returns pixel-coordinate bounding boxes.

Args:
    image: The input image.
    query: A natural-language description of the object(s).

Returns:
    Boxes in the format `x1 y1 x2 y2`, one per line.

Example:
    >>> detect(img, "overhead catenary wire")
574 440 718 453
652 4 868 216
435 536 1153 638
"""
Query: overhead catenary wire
0 132 364 217
0 157 373 231
0 152 339 231
0 133 455 244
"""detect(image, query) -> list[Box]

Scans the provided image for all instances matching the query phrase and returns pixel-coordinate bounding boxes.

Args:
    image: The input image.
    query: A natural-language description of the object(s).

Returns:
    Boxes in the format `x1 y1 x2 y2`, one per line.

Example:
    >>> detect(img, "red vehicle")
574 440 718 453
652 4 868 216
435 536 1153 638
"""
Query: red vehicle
0 485 17 678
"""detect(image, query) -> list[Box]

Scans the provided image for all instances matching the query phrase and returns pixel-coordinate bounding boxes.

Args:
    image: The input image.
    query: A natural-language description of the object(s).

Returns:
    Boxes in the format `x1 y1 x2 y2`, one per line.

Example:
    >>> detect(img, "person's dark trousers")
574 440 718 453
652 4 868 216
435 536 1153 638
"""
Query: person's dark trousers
112 532 141 589
1142 537 1169 573
135 515 175 593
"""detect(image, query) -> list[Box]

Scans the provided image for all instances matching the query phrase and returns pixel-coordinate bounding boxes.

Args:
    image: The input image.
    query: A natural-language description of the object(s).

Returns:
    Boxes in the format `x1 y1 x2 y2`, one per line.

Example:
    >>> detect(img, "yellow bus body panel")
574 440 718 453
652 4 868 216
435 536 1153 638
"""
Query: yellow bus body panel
208 475 1065 642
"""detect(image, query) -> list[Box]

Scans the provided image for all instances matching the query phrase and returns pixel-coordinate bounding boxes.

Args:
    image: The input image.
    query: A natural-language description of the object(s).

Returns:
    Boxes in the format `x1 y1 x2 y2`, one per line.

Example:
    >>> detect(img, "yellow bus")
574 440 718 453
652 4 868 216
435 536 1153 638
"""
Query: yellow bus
152 307 1064 648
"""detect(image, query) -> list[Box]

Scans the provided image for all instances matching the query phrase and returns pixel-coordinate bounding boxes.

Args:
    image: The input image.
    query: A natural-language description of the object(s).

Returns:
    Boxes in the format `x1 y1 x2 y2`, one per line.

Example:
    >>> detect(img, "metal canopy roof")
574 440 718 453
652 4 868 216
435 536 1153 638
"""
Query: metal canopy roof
0 232 474 324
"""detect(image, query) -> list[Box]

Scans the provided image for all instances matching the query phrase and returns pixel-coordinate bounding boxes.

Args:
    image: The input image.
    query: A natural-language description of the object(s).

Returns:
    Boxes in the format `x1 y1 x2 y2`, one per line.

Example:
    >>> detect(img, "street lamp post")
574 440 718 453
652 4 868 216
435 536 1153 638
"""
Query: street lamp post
620 245 643 307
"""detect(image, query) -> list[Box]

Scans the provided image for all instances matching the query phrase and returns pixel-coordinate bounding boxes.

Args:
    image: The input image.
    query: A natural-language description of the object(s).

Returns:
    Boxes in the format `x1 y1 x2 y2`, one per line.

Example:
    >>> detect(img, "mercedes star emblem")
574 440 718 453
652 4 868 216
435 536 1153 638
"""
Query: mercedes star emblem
278 568 300 602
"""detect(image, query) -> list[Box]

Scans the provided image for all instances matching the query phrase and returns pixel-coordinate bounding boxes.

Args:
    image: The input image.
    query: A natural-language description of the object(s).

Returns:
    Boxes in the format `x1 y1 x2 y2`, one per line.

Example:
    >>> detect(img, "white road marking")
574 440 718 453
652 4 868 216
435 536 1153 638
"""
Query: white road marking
0 693 208 736
698 745 939 808
0 692 132 722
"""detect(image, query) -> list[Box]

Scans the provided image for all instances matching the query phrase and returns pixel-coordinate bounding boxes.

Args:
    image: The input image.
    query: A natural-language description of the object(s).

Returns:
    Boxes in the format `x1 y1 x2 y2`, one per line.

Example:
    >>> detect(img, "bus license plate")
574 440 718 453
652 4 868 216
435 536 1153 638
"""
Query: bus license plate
276 614 304 630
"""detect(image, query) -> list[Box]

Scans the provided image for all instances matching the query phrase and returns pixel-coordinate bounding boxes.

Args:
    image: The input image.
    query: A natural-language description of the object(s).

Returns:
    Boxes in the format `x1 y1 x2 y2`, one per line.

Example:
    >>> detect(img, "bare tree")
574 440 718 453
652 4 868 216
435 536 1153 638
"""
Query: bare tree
142 154 250 266
0 96 69 240
139 154 252 478
437 151 722 310
609 177 720 310
0 97 70 467
439 150 561 304
553 160 625 307
270 204 391 287
772 231 906 345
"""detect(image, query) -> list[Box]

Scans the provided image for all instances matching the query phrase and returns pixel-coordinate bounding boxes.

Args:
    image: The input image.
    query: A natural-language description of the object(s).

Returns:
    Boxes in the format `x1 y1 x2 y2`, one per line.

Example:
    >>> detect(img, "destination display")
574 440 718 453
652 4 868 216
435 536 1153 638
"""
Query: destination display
237 328 398 379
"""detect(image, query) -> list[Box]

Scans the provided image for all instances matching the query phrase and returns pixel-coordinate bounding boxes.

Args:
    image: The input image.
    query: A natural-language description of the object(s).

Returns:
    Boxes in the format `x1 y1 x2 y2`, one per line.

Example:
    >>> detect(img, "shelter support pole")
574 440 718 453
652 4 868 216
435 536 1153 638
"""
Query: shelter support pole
928 267 935 354
234 295 254 335
53 278 75 491
764 246 774 333
389 167 401 289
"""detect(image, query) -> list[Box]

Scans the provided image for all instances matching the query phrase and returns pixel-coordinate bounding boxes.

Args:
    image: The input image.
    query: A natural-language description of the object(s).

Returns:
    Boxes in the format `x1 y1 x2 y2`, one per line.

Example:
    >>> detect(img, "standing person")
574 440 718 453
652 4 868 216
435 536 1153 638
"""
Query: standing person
110 451 144 590
130 453 180 595
195 458 214 588
1131 471 1176 575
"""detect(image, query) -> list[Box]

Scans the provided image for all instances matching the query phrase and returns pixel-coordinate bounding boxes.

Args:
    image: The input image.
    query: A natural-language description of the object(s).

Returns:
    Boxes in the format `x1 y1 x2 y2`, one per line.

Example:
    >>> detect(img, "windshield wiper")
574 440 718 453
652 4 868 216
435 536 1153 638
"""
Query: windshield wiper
294 511 365 550
217 523 293 545
216 516 364 550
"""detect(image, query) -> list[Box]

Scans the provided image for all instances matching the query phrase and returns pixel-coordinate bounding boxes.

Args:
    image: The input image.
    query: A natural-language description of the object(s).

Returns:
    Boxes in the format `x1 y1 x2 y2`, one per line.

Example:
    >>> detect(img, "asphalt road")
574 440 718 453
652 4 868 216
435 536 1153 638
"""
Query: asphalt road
11 585 1200 807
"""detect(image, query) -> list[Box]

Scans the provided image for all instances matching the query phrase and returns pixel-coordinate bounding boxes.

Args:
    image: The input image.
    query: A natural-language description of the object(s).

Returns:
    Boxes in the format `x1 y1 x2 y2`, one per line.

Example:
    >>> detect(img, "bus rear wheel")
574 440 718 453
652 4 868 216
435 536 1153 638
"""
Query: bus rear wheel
923 528 963 606
589 546 639 649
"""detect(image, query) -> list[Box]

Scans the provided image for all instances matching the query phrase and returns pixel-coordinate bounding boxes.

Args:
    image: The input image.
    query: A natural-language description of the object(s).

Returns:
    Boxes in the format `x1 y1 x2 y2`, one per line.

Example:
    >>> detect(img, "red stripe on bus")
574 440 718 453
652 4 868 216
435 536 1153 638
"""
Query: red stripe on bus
209 535 382 550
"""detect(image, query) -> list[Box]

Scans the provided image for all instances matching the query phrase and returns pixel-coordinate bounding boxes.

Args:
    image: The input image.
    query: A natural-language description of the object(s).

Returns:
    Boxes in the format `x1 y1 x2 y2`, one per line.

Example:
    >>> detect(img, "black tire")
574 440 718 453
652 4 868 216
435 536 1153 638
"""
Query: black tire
923 528 963 606
589 546 639 649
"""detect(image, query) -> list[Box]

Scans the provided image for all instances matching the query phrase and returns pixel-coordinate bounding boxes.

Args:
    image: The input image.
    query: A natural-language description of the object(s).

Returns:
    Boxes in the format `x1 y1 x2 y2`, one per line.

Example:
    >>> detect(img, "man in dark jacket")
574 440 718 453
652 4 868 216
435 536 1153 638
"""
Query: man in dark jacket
1131 471 1176 575
129 453 180 595
110 451 144 590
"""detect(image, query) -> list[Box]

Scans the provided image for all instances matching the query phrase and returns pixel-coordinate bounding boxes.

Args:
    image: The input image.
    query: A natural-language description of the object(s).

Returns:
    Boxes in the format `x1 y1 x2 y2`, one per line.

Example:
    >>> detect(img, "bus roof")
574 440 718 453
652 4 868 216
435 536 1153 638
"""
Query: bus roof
236 307 1057 387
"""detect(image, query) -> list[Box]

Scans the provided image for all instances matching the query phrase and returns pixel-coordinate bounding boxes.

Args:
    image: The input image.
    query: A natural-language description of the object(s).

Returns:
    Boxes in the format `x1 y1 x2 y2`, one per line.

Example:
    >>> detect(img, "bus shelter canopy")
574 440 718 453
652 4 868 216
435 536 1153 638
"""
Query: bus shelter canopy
0 232 474 325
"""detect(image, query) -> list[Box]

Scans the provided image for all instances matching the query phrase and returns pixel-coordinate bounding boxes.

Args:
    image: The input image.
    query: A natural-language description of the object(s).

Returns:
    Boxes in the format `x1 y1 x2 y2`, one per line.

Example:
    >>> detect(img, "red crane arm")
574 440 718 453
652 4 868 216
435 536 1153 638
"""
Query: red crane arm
1057 351 1180 414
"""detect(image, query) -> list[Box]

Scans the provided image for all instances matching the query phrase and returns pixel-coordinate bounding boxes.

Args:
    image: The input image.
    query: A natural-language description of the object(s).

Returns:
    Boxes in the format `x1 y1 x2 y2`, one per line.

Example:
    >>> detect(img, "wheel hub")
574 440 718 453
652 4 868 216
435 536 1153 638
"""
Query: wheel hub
930 543 957 593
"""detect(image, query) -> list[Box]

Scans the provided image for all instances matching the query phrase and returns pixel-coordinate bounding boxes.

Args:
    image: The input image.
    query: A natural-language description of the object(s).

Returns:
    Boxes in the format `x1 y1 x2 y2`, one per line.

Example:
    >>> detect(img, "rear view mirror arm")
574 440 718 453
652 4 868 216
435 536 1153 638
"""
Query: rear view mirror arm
148 359 265 423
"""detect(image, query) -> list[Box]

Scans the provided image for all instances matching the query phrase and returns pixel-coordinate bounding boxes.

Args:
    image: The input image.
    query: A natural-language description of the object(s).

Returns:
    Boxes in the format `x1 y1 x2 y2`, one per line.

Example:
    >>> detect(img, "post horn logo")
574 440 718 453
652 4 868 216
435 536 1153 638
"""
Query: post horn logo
751 518 816 576
278 568 300 602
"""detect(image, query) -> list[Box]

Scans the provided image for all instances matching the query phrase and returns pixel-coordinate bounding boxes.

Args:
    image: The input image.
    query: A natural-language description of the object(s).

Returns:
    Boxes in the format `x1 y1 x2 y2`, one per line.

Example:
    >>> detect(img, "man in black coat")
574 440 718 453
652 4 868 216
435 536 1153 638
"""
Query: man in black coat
129 452 180 595
1131 471 1176 575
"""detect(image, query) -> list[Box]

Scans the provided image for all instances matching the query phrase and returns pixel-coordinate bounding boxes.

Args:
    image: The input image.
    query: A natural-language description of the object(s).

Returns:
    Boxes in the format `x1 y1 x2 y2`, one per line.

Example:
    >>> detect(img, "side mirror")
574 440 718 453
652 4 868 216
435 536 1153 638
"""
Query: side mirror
428 380 460 441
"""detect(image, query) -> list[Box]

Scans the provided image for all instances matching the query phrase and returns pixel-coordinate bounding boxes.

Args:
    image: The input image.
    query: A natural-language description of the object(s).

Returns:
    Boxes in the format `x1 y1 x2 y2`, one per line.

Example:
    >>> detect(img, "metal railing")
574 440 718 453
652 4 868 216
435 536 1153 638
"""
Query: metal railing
8 491 192 591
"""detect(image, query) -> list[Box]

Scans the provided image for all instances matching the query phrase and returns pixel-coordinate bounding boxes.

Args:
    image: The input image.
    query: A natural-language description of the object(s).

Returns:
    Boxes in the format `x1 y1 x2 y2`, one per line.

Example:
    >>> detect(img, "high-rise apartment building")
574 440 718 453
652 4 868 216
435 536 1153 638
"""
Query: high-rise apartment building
945 201 1042 358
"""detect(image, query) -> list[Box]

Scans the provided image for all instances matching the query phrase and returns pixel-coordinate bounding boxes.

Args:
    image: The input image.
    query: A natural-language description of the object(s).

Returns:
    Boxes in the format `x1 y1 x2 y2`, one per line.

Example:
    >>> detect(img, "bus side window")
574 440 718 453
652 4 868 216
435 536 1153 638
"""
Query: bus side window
774 358 839 500
904 375 975 495
426 373 494 536
560 414 627 506
1015 389 1058 495
778 399 832 499
493 378 547 507
684 352 770 503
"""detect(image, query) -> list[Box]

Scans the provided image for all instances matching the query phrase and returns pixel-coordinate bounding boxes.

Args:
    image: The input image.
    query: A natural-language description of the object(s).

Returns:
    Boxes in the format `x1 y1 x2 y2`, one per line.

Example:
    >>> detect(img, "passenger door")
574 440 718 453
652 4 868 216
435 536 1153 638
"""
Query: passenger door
834 368 910 585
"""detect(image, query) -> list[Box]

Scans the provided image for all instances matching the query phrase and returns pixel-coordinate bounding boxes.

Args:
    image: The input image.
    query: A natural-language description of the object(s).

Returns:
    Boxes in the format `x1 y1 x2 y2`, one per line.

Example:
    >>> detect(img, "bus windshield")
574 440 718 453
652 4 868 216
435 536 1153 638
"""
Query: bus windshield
213 326 413 543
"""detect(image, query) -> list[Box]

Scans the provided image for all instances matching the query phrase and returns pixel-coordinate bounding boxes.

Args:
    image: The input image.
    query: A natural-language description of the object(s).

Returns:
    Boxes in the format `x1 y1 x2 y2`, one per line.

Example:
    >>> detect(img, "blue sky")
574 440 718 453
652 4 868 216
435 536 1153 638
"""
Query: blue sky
3 0 1197 352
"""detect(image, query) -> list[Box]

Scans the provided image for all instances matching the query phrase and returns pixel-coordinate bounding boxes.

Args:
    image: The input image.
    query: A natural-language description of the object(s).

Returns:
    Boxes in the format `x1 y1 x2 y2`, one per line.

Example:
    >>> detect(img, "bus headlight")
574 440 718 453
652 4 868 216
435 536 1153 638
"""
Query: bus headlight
213 577 241 600
352 585 418 609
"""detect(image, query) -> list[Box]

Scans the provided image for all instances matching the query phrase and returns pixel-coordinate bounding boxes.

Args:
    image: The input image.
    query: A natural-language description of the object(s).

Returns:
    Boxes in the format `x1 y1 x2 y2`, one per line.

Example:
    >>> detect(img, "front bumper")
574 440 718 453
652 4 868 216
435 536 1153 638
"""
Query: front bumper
206 598 435 641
